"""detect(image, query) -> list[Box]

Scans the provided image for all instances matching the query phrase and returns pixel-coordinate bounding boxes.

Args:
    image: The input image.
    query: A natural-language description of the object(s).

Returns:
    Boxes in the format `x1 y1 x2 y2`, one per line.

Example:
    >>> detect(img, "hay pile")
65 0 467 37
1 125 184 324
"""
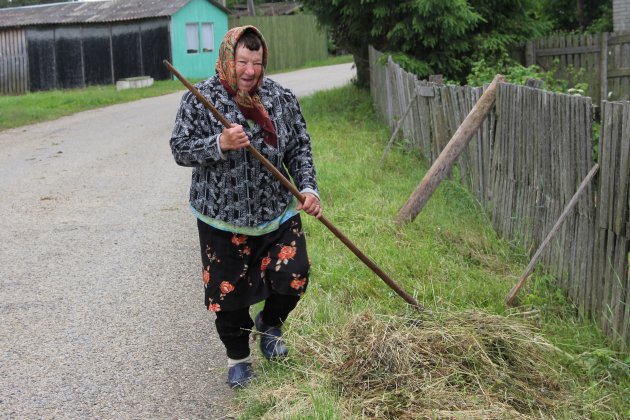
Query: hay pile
292 310 577 418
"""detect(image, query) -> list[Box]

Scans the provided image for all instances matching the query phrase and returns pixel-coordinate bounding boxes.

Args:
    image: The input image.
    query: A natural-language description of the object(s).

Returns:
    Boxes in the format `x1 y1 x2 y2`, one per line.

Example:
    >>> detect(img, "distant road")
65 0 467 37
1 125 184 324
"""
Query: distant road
269 62 355 97
0 63 354 418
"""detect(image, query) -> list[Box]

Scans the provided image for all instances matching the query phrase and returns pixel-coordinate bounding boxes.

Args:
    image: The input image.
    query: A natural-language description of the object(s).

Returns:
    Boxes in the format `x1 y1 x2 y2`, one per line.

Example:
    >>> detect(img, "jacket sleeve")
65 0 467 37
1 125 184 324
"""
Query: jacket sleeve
170 90 225 167
282 91 319 197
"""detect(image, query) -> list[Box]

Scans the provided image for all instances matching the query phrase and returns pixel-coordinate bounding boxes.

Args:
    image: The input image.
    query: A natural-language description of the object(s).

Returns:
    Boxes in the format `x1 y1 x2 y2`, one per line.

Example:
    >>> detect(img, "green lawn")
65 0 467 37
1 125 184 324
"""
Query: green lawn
236 85 629 419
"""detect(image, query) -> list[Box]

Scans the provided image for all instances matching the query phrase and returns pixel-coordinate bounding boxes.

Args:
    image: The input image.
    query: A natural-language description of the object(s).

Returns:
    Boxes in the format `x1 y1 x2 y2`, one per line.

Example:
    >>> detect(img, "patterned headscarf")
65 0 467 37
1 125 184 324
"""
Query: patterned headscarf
216 26 277 148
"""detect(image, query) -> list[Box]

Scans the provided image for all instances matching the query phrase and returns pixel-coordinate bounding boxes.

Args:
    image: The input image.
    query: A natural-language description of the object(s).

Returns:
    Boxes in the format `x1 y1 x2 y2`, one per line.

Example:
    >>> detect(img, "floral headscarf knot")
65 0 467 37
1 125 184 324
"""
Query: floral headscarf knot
216 26 277 148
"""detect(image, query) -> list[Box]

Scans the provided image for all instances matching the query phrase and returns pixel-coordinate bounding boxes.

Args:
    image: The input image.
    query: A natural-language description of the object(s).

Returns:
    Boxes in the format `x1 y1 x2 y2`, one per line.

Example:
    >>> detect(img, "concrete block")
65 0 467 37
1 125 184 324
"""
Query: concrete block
116 76 154 91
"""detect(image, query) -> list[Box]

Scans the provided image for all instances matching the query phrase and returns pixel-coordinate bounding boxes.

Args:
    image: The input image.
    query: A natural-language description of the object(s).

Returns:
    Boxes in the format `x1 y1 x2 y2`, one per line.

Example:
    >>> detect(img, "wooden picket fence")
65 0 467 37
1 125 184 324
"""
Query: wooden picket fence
512 31 630 103
369 46 630 348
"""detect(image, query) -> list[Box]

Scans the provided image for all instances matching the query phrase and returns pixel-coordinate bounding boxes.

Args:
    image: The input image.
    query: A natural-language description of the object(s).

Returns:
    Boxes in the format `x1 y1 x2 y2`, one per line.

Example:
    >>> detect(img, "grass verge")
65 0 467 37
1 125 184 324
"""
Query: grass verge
236 85 629 418
0 80 190 131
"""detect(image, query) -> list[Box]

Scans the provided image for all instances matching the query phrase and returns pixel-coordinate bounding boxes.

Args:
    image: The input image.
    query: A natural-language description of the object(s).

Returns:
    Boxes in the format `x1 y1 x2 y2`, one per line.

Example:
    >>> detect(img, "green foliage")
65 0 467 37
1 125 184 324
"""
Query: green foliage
585 1 613 33
384 0 483 79
592 121 600 162
469 0 551 61
521 271 629 393
387 53 432 78
521 274 574 318
541 0 612 32
304 0 549 86
467 54 589 95
578 348 630 380
303 0 387 86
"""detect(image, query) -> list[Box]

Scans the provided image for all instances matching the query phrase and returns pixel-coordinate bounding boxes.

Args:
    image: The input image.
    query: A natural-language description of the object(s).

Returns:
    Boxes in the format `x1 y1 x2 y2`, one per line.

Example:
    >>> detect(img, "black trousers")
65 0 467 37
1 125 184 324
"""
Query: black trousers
214 293 300 359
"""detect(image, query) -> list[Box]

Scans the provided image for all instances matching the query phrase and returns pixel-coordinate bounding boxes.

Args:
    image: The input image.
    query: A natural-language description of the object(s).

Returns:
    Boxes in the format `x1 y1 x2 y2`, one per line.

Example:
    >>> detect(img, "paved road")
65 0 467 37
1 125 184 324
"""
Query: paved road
0 63 354 418
269 63 355 97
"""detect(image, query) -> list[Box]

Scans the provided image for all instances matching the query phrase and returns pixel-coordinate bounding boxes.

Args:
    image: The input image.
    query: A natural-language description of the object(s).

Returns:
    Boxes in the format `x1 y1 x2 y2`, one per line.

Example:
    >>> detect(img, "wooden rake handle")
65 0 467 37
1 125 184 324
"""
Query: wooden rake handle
164 60 422 310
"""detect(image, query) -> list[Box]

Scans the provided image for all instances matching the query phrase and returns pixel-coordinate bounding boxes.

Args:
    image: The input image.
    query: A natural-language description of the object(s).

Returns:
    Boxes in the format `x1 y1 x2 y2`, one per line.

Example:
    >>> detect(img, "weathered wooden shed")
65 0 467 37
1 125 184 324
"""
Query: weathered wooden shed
0 0 230 94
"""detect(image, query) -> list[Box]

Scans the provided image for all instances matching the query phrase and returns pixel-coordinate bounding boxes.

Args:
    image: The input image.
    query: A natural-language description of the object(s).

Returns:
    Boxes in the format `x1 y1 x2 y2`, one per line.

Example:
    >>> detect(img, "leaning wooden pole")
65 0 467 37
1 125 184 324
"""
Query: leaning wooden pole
380 92 418 165
505 164 600 307
164 60 422 311
397 74 505 224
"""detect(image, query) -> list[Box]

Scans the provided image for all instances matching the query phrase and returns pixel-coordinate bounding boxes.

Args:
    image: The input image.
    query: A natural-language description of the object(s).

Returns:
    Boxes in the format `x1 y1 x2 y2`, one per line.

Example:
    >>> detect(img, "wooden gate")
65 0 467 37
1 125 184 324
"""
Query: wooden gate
523 31 630 103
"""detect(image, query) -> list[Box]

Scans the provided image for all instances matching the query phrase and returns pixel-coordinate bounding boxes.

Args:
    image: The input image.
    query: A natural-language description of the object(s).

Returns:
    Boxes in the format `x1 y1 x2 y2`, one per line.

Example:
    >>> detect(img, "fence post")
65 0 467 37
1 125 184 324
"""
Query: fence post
396 74 505 224
386 56 394 126
505 164 600 306
525 40 536 67
600 32 609 103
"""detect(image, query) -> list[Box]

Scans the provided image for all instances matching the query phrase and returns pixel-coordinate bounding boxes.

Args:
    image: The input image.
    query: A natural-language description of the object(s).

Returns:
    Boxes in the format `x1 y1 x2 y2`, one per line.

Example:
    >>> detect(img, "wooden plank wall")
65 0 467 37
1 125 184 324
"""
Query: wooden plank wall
523 30 630 103
594 101 630 347
0 29 28 95
492 85 596 306
531 32 601 102
607 31 630 102
369 46 629 348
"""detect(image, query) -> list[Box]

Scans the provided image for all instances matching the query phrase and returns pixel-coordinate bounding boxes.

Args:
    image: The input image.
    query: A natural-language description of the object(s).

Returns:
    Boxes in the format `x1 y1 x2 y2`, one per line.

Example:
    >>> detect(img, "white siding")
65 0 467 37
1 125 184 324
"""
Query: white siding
614 0 630 31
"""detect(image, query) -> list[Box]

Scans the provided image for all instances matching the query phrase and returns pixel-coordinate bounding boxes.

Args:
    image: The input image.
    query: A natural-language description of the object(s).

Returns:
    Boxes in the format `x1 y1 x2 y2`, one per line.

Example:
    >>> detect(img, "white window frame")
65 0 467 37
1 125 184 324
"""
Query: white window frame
201 22 214 53
186 23 199 54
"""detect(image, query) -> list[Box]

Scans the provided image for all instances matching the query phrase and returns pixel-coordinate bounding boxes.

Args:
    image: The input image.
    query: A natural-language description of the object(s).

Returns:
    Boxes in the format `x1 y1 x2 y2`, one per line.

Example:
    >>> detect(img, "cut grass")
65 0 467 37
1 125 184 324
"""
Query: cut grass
234 85 629 418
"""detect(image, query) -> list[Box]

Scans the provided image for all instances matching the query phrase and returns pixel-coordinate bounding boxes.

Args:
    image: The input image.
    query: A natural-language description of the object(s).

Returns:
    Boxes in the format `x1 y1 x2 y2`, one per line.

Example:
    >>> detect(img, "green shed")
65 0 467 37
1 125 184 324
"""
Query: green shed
0 0 230 93
171 0 230 79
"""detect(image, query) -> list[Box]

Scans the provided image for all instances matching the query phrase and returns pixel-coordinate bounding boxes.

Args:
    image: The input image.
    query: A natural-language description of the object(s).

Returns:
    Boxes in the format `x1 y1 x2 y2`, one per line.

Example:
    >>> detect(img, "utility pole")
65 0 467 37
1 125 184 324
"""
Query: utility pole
247 0 256 16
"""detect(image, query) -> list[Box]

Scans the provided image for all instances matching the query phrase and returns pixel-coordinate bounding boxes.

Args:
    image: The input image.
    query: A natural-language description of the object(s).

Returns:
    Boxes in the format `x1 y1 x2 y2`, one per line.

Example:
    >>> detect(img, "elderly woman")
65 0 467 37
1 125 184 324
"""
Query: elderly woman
170 26 321 388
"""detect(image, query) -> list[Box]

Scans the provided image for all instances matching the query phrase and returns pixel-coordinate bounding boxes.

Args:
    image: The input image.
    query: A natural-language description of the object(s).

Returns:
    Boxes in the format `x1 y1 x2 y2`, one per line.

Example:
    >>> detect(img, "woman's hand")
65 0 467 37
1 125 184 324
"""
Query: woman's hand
220 125 250 151
297 193 323 219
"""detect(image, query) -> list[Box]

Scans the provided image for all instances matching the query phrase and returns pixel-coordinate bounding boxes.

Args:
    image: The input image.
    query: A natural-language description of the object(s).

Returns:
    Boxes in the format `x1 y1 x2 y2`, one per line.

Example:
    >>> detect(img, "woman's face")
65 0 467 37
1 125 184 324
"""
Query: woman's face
235 44 263 92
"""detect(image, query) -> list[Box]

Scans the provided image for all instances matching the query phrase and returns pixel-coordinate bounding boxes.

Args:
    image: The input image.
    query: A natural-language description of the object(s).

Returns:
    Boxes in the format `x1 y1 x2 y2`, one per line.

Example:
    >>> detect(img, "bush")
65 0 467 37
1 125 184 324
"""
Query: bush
467 54 588 95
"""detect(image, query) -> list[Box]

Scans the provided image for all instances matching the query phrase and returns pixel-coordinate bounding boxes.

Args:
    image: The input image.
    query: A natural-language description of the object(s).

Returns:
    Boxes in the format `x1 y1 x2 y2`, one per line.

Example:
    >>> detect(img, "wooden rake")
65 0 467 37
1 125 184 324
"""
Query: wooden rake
164 60 421 311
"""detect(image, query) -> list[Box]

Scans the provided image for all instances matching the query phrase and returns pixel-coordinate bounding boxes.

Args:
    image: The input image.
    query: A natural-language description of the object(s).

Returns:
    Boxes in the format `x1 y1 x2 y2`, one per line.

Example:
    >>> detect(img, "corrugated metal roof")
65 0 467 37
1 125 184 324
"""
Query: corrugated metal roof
0 0 230 29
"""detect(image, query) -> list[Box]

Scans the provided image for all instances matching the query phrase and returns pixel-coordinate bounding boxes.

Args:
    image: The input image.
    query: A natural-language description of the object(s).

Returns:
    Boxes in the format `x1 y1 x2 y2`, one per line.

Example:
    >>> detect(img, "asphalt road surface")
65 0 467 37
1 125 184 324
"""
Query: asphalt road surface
0 63 354 418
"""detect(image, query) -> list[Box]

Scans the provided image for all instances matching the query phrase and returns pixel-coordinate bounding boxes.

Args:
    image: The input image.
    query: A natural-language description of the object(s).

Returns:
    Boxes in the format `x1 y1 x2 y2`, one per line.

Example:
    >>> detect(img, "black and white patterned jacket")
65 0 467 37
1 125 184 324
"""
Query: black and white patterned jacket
170 75 319 227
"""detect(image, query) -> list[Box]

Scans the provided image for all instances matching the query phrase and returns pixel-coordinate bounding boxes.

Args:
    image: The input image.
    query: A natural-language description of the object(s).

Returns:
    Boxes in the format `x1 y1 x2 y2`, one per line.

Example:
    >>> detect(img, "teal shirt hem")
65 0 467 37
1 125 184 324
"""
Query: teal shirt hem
192 198 299 236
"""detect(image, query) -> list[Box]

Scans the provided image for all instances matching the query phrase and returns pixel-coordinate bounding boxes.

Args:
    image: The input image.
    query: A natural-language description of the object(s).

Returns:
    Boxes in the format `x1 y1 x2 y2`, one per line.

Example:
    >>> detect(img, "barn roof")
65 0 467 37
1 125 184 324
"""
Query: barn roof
0 0 230 29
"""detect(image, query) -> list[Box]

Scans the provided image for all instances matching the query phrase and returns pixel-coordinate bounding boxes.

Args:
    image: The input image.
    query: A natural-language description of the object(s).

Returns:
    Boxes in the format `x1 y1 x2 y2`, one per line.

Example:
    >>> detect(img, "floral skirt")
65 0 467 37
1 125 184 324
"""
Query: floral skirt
197 214 310 312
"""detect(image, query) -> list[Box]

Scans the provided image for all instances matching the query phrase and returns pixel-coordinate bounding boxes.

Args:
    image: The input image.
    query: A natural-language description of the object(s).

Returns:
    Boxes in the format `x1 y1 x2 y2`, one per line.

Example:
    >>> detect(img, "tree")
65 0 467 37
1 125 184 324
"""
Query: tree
379 0 484 80
541 0 612 32
302 0 386 87
303 0 547 87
